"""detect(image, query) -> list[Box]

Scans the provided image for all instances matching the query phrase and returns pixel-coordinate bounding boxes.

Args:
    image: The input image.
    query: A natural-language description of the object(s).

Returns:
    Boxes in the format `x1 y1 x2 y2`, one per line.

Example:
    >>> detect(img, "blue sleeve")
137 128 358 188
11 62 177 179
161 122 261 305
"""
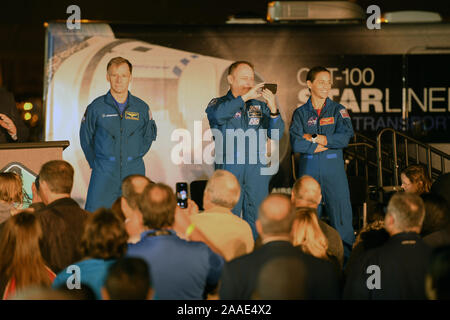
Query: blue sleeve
79 104 97 168
268 114 285 140
289 109 318 154
325 107 354 149
206 247 224 289
140 105 157 155
206 97 244 126
52 269 69 290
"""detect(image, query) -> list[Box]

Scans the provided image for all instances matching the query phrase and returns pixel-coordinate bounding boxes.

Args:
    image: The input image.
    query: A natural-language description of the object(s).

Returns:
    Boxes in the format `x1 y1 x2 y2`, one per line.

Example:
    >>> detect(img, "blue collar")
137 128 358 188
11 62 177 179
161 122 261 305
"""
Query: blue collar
306 97 329 113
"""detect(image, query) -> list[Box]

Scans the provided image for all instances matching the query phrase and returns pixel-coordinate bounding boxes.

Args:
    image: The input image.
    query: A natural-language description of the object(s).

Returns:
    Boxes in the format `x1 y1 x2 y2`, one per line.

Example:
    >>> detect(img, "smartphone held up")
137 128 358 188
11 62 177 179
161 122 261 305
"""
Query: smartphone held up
176 182 188 208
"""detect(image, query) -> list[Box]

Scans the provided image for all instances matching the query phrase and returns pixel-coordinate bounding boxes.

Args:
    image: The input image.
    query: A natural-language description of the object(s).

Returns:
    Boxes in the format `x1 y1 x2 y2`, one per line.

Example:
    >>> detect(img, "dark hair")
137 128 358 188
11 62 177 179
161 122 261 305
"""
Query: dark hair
421 193 450 236
138 183 176 229
104 257 151 300
427 246 450 299
80 208 128 260
306 66 330 83
228 61 254 75
122 175 152 210
107 57 132 74
402 164 432 195
39 160 74 194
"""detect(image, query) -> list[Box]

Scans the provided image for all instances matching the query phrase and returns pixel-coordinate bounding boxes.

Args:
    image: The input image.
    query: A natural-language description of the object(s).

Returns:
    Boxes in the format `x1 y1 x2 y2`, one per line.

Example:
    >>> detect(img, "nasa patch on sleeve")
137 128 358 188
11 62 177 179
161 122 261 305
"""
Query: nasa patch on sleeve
340 109 350 119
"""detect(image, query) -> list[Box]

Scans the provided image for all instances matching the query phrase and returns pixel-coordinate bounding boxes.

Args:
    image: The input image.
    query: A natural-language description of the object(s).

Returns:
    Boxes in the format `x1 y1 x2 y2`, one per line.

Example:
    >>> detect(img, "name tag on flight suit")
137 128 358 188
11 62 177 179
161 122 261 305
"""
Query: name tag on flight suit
320 117 334 126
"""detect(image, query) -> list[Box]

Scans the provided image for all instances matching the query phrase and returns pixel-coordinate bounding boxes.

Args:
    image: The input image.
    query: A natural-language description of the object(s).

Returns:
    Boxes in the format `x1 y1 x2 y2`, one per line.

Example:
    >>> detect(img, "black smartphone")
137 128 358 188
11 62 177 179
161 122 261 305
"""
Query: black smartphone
176 182 188 208
263 83 277 94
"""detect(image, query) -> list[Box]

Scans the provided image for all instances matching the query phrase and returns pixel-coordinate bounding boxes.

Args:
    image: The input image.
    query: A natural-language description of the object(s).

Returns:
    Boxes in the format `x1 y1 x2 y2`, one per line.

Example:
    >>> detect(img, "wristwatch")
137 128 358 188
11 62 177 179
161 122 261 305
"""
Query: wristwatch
311 133 318 143
270 109 280 116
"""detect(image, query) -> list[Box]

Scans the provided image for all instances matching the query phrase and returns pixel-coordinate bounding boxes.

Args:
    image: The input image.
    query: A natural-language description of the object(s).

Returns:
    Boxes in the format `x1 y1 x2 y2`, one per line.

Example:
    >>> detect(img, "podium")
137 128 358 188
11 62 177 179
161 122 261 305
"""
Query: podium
0 141 70 174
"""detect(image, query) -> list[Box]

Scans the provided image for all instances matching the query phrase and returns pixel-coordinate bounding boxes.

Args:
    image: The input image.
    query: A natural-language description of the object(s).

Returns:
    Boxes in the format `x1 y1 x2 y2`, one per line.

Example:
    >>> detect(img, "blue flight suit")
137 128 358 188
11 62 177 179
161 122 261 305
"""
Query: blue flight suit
290 97 355 255
206 90 285 239
80 91 157 212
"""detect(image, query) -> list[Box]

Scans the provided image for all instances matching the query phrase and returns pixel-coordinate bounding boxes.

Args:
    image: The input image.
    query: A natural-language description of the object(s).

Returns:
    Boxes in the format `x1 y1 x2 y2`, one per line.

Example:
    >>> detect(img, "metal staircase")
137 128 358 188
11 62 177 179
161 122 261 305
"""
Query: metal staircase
343 128 450 230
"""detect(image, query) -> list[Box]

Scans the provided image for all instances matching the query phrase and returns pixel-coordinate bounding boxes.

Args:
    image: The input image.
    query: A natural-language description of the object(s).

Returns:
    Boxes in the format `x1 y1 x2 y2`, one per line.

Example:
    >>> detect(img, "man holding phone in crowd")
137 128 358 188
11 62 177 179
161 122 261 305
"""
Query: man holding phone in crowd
206 61 284 239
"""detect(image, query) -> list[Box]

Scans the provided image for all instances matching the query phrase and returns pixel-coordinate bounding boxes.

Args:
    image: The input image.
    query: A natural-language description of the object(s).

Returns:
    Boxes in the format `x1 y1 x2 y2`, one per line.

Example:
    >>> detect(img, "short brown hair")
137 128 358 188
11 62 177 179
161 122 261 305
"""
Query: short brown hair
107 57 132 74
138 183 176 229
39 160 74 194
0 172 23 203
387 193 425 231
228 61 254 75
80 208 128 260
122 175 153 210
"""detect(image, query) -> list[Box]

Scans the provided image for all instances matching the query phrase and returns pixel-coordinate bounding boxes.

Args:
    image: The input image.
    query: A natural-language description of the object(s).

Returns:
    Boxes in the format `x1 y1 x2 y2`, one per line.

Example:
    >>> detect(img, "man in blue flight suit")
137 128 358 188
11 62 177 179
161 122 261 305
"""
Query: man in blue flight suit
206 61 285 239
290 66 354 259
80 57 157 212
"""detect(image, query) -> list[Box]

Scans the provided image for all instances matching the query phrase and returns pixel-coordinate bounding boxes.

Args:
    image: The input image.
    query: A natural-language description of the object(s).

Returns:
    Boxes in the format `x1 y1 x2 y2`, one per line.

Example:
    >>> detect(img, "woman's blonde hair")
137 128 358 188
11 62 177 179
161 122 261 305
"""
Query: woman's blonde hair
292 207 329 260
0 172 23 204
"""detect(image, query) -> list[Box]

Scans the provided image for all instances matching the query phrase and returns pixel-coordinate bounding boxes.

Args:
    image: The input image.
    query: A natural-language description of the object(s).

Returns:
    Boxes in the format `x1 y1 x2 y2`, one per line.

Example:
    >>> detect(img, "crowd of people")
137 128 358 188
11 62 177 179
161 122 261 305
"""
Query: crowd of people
0 160 450 300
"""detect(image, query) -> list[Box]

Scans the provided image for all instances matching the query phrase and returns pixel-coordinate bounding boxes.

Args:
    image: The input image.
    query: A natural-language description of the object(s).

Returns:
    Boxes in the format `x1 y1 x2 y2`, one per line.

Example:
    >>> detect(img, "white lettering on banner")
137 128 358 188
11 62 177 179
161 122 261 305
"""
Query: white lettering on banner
429 88 447 112
360 88 383 113
340 88 360 113
297 86 450 113
170 121 280 175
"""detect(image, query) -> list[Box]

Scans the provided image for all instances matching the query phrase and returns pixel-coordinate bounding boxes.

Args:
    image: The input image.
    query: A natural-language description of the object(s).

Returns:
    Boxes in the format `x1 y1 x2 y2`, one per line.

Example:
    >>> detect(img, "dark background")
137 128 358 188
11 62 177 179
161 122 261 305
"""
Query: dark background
1 0 449 99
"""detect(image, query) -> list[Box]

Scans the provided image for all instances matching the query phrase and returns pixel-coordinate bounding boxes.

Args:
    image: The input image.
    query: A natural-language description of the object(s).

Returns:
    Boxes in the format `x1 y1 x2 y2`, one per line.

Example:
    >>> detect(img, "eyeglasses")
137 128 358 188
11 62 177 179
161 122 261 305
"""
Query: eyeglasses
35 175 40 191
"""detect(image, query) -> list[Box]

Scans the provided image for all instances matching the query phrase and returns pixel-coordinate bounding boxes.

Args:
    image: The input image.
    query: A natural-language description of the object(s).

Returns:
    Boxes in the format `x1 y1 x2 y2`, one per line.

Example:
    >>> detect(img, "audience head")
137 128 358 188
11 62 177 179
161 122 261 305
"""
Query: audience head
256 194 294 239
252 257 307 300
421 193 450 237
401 164 432 195
138 183 176 229
353 220 390 251
80 208 128 260
291 207 329 260
102 257 152 300
38 160 74 204
0 172 23 205
425 246 450 300
121 175 153 241
0 212 52 293
203 170 241 210
385 193 425 236
291 175 322 208
121 175 152 212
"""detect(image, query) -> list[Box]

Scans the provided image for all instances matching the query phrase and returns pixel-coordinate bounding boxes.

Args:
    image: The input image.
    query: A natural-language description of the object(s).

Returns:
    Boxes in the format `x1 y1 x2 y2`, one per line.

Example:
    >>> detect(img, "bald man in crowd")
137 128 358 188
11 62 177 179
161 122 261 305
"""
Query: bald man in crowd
220 194 340 299
291 175 344 268
188 170 254 261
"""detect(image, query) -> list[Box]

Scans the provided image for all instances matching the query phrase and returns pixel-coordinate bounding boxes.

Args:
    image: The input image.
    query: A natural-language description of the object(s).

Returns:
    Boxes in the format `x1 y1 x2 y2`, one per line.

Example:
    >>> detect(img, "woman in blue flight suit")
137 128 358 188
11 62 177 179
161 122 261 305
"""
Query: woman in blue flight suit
290 66 355 258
